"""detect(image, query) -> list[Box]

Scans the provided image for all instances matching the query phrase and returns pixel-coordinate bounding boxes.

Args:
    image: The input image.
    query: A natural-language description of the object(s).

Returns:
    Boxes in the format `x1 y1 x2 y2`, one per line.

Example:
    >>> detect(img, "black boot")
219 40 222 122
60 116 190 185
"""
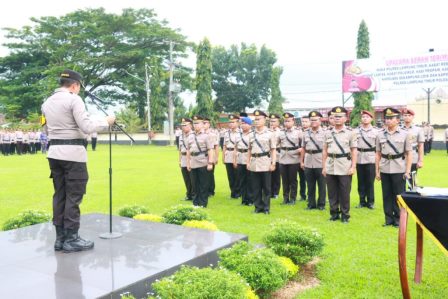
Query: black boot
54 226 65 251
63 229 94 253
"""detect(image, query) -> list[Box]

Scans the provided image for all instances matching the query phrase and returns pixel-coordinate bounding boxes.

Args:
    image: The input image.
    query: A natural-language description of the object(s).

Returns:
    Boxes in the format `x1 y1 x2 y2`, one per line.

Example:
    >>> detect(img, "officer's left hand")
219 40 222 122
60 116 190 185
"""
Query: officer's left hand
270 163 276 172
417 161 423 168
348 167 355 175
207 164 213 171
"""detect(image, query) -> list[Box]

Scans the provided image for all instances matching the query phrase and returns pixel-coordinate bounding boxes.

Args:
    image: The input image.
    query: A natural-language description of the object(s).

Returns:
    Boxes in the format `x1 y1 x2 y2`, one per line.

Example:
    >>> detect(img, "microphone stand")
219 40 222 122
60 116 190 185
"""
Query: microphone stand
83 88 135 239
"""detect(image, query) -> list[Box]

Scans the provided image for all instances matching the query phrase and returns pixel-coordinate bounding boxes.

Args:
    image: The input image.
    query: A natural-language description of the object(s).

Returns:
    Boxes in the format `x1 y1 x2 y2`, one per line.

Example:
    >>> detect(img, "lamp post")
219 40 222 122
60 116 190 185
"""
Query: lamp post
168 41 175 146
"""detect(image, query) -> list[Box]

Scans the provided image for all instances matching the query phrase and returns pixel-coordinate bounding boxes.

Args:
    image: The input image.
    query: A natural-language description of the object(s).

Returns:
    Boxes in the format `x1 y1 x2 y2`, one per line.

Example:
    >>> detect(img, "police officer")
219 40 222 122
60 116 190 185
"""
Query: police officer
179 118 194 201
298 116 310 200
203 117 219 197
301 111 326 210
322 106 357 223
375 108 412 227
401 108 424 174
186 115 215 207
234 116 253 205
42 69 115 252
269 113 282 199
278 112 302 205
223 114 241 199
355 110 378 209
247 110 277 214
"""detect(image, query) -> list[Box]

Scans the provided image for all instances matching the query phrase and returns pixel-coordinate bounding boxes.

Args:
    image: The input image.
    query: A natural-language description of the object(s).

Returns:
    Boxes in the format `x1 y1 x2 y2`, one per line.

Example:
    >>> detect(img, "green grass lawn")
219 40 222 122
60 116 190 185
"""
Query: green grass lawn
1 145 447 298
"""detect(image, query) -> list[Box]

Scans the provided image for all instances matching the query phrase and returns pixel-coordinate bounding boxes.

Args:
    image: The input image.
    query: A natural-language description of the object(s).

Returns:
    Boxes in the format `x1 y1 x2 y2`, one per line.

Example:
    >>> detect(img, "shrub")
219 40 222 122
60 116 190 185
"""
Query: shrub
218 242 288 296
263 220 324 265
2 210 51 231
162 205 209 225
118 205 149 218
133 214 163 223
182 220 218 231
152 265 256 299
278 256 299 279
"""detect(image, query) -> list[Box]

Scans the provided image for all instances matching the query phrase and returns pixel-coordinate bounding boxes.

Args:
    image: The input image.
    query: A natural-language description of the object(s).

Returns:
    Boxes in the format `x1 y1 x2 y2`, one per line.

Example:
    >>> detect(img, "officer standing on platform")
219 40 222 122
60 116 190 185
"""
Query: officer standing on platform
322 106 357 223
301 111 326 210
247 110 277 214
42 69 115 253
178 118 194 201
234 116 253 205
298 116 310 200
278 112 302 205
223 114 241 199
401 108 424 173
203 117 219 197
269 114 282 199
355 110 378 209
376 108 412 227
186 116 215 207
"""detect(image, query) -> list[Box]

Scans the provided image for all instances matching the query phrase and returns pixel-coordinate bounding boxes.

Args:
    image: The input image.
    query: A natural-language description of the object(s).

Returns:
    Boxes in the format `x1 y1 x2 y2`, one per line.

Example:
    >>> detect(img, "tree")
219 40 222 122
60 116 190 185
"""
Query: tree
116 106 144 145
350 20 374 127
195 38 214 118
212 43 277 113
0 8 190 120
267 66 284 115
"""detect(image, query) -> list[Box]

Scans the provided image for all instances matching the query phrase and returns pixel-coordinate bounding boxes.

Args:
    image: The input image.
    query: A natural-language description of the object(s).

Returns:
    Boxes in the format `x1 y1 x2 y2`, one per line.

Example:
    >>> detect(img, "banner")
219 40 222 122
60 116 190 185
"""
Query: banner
342 53 448 92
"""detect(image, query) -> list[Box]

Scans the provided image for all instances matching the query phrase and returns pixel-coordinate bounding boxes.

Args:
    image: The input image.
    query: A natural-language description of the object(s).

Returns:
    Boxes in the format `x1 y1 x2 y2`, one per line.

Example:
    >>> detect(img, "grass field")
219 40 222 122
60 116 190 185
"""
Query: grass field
1 145 447 298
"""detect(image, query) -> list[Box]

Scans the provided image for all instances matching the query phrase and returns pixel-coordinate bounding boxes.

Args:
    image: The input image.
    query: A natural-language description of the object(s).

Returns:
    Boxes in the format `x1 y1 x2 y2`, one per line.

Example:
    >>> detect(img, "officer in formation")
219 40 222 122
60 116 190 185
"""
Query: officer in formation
301 111 326 210
375 108 412 227
233 116 253 205
278 112 302 205
322 106 357 223
204 117 219 197
401 108 424 173
355 110 378 209
42 69 115 253
445 126 448 154
178 118 194 201
269 114 282 199
186 116 215 208
298 116 310 200
247 110 277 214
223 114 241 199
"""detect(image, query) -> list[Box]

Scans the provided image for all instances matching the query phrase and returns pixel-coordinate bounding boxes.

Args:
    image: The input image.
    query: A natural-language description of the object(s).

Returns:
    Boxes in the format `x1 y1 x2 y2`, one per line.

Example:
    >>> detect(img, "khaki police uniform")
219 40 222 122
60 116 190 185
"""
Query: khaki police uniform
278 127 302 204
376 127 412 226
179 131 194 201
302 127 326 209
402 124 424 172
186 129 214 207
223 128 241 198
42 87 109 230
206 128 219 197
235 130 252 205
271 126 282 198
248 127 276 213
324 126 357 221
356 125 378 208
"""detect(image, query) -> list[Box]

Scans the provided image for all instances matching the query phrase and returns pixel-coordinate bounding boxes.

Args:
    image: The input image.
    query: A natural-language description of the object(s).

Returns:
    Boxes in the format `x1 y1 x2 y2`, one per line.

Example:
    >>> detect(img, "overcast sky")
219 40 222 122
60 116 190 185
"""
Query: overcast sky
1 0 447 111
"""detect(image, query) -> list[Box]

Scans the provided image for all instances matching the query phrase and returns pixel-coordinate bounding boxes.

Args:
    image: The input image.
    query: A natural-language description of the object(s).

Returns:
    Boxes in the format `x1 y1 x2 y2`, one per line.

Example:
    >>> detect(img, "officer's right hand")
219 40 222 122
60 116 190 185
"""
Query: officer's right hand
322 169 326 177
106 115 116 126
300 163 305 170
375 172 381 181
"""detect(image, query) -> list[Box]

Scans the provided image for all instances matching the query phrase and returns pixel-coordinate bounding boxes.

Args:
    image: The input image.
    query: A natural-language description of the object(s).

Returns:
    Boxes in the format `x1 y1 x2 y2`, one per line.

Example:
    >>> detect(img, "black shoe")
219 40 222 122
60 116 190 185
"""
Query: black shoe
289 200 296 205
392 223 399 228
305 207 316 210
264 210 270 215
329 215 340 221
63 229 94 253
318 206 325 210
341 218 349 224
355 204 366 209
382 223 394 227
281 200 290 205
367 204 374 209
54 226 65 251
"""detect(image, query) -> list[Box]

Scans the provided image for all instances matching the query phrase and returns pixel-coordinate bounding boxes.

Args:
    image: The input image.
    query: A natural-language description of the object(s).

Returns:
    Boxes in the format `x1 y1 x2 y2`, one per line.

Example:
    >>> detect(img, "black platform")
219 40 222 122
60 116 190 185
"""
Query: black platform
0 213 247 299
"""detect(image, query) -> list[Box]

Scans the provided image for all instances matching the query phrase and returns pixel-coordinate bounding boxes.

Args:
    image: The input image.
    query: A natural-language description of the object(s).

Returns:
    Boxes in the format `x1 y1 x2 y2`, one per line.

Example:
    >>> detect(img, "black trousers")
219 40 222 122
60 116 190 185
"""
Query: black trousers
424 141 429 154
181 167 195 200
428 138 433 153
446 142 448 153
380 173 405 225
271 162 281 197
225 163 239 198
356 163 375 206
191 166 209 207
48 158 89 230
250 171 271 212
280 163 299 203
2 144 9 155
207 164 215 196
326 175 352 219
298 164 307 199
304 167 326 208
237 164 252 204
91 137 97 151
16 141 23 155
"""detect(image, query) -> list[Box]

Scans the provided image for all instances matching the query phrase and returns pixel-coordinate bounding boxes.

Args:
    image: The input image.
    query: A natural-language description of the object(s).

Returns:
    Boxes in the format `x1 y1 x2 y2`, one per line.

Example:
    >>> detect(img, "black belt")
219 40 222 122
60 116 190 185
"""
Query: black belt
276 148 280 153
50 139 87 146
181 152 187 156
251 152 270 158
306 149 322 154
281 146 299 151
190 152 208 157
237 149 248 153
381 153 404 160
358 147 376 152
328 153 351 159
226 147 234 151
